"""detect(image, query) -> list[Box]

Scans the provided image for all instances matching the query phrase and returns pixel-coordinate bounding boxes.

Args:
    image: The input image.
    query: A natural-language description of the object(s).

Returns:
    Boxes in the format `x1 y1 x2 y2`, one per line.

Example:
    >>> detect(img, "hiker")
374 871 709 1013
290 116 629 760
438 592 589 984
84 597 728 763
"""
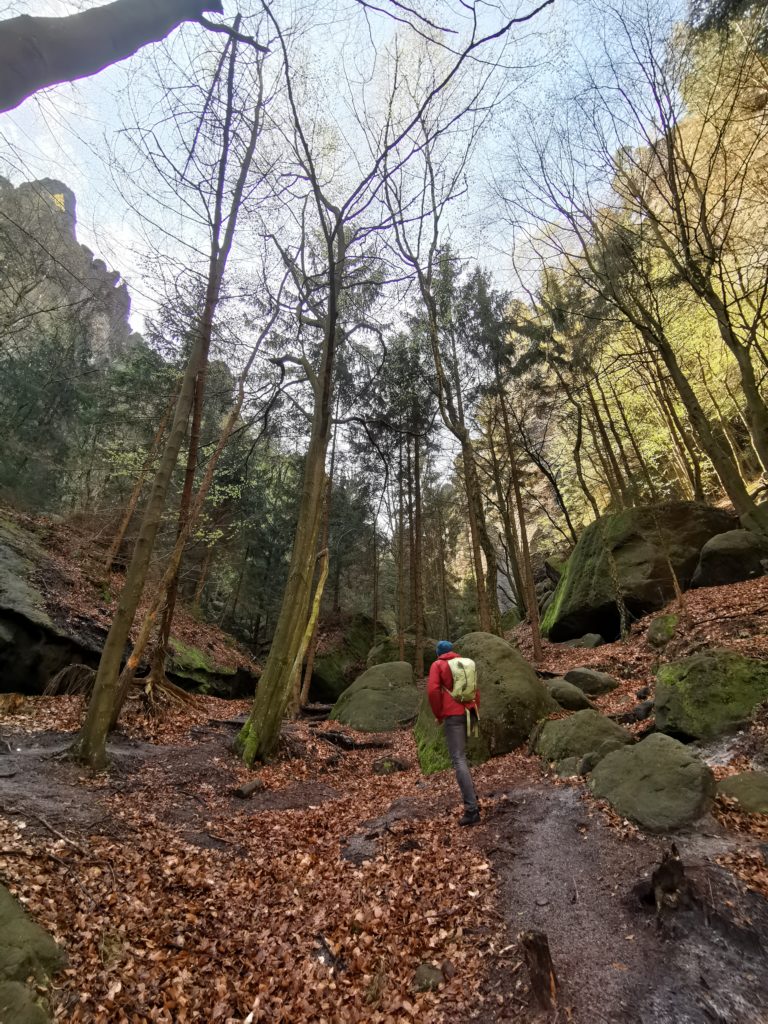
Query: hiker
427 640 480 826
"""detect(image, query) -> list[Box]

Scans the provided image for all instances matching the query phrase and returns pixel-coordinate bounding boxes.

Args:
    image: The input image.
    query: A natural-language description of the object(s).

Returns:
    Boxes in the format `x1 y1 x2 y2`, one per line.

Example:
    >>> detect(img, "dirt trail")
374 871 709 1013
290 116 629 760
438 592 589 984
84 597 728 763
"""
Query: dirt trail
2 716 768 1022
482 783 768 1024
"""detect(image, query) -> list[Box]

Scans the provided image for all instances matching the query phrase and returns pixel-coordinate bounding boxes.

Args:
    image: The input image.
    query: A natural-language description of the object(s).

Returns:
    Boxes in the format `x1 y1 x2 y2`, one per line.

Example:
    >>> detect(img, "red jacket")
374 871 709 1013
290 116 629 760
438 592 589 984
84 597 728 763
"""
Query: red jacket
427 652 480 723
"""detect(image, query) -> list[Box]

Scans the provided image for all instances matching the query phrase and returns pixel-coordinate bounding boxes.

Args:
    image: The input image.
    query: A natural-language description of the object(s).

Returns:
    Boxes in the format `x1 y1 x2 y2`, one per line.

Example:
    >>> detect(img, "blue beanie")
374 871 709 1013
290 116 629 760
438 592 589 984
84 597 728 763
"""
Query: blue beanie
436 640 453 656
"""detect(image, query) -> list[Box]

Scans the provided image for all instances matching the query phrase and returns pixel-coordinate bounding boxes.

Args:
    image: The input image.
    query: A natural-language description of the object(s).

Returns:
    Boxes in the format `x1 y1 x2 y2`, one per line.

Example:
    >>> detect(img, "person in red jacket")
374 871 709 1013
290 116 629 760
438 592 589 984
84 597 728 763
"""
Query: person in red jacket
427 640 480 825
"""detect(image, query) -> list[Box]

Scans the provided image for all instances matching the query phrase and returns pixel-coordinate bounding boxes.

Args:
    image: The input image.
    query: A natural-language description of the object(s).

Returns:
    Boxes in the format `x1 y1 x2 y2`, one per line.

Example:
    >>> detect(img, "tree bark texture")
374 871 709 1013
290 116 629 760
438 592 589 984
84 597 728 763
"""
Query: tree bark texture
0 0 223 113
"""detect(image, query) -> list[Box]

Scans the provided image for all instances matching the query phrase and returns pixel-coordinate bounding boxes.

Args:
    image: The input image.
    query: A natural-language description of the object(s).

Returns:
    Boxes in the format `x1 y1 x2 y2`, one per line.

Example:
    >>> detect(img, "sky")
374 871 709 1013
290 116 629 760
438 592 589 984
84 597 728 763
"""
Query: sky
0 0 688 336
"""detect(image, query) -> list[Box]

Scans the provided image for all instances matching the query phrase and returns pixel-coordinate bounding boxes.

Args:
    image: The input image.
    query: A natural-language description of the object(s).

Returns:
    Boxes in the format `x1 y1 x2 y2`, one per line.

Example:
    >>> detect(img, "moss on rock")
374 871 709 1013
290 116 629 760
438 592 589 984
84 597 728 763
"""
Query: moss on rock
541 503 736 642
647 614 679 650
534 709 633 764
413 632 556 775
329 661 418 732
655 650 768 740
717 772 768 813
590 733 715 832
0 885 65 1024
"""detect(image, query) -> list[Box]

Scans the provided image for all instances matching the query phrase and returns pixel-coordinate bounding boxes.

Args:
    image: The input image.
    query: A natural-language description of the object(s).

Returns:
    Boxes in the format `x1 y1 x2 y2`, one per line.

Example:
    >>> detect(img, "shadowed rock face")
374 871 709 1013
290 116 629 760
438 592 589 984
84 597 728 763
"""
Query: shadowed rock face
542 502 737 642
691 529 768 588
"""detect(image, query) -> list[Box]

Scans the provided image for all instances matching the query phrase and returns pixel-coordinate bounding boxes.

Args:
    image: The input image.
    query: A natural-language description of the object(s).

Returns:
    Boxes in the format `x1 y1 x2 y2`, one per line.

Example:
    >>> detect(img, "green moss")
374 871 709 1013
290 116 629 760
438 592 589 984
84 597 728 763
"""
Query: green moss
534 710 633 763
168 637 234 686
655 650 768 740
330 662 418 732
366 635 438 675
647 613 679 649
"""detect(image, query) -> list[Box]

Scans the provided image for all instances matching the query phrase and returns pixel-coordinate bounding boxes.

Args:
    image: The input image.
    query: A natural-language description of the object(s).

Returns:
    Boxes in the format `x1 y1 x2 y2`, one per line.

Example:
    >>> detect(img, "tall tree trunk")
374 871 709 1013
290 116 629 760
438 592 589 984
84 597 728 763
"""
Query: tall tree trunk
71 37 260 767
103 390 175 575
192 544 213 615
436 504 451 638
236 214 347 764
300 469 333 707
397 437 406 660
487 425 525 614
0 0 225 113
499 394 541 660
609 378 659 502
595 376 636 502
148 371 206 684
586 384 629 507
413 430 425 677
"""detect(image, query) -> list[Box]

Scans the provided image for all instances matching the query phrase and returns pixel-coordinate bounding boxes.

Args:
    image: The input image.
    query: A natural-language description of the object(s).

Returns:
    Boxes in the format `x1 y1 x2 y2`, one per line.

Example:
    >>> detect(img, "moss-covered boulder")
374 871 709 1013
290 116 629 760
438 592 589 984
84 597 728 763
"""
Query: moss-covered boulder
542 677 595 711
655 650 768 740
590 733 715 832
717 772 768 813
542 503 736 641
0 885 66 1023
563 667 619 696
691 530 768 588
166 637 257 698
414 632 557 774
365 634 437 676
647 614 679 650
329 662 418 732
534 709 633 765
312 614 387 702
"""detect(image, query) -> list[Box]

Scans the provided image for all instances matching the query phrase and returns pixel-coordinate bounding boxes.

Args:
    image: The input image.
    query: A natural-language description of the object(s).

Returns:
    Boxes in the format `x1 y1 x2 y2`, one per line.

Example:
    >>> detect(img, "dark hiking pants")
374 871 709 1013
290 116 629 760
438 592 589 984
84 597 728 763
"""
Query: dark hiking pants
443 714 479 813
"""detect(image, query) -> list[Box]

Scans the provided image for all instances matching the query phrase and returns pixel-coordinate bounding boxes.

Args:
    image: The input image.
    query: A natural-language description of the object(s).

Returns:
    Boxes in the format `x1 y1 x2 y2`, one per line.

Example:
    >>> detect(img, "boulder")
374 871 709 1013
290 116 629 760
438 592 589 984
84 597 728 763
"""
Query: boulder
646 614 678 650
563 667 619 696
717 772 768 813
577 739 630 775
0 884 66 1024
372 756 410 775
561 633 604 649
691 530 768 588
590 733 715 832
167 637 256 699
329 662 418 732
414 632 557 774
312 614 387 702
534 709 633 765
655 650 768 740
412 963 443 993
542 677 595 711
365 634 437 676
541 503 736 641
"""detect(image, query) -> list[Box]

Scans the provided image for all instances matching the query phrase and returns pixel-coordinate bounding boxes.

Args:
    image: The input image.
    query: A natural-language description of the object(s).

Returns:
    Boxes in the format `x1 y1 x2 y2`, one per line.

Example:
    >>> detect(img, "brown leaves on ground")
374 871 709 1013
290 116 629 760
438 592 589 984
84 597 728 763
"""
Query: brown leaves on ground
0 699 542 1023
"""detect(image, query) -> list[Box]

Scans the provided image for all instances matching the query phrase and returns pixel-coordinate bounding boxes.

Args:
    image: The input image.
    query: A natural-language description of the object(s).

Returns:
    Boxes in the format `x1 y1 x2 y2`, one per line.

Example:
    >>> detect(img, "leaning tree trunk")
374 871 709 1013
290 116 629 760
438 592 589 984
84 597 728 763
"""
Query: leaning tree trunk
413 430 425 677
70 325 207 767
0 0 224 113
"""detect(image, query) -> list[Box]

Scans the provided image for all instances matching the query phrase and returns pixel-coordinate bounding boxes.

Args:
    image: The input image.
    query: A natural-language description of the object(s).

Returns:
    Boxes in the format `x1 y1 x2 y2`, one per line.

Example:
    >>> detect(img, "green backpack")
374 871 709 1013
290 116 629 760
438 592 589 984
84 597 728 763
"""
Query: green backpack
446 657 477 703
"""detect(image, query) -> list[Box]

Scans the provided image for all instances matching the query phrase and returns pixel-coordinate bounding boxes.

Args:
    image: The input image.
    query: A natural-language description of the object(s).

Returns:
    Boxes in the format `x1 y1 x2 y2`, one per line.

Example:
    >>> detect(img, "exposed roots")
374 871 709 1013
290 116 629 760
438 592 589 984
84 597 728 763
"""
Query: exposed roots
44 663 96 696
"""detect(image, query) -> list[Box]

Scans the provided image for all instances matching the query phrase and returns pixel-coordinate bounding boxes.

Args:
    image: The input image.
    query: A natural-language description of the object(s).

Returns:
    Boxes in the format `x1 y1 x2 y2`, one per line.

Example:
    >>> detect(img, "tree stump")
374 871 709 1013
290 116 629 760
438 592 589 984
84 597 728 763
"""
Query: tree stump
519 930 558 1012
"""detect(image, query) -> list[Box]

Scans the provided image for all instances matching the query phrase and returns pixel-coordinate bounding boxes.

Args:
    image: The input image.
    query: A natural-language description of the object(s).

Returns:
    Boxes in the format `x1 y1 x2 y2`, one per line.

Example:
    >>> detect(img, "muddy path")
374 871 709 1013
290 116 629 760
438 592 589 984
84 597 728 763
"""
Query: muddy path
480 784 768 1024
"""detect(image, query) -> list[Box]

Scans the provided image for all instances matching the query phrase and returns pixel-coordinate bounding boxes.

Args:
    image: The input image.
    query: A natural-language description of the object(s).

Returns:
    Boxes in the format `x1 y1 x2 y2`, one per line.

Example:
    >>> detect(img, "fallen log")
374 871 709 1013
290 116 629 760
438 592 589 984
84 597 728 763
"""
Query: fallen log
317 731 391 752
519 930 558 1012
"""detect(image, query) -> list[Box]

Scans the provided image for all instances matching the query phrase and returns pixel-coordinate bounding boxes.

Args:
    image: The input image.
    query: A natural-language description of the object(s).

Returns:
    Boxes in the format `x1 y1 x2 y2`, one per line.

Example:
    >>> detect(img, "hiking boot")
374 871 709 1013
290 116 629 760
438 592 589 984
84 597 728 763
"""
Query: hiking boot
459 808 480 827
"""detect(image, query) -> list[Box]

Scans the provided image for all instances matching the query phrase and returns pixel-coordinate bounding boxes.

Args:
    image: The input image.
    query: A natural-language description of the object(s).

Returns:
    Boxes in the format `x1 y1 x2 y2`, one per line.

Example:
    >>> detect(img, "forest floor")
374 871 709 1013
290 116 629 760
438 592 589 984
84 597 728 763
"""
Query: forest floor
1 579 768 1020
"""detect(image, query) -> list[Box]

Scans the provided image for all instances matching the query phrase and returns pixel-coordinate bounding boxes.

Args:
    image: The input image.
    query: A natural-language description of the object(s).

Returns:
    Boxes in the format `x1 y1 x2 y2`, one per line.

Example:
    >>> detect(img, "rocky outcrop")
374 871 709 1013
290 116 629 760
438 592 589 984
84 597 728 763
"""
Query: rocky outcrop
330 661 418 732
541 503 736 641
590 733 715 832
717 772 768 813
0 177 141 363
414 632 556 774
655 650 768 740
563 667 619 696
311 614 387 703
646 614 678 649
0 884 66 1024
691 530 768 588
542 678 595 711
533 709 633 766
